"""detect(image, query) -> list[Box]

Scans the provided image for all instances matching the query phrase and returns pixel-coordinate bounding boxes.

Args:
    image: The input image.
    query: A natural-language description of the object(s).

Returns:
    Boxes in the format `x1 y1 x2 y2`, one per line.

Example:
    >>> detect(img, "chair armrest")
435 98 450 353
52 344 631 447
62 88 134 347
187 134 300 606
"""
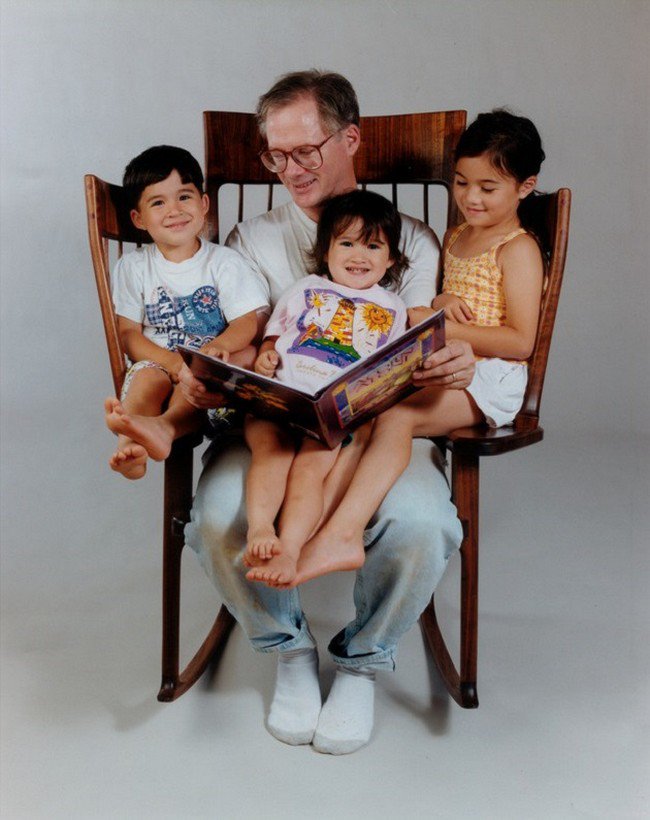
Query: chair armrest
443 415 543 457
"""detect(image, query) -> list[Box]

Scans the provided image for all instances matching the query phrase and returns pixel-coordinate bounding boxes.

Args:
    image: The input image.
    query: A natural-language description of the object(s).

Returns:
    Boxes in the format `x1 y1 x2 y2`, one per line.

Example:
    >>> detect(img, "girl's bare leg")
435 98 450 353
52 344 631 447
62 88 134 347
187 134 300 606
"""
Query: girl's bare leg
105 368 173 479
294 387 482 585
244 418 296 562
246 438 341 587
318 423 374 527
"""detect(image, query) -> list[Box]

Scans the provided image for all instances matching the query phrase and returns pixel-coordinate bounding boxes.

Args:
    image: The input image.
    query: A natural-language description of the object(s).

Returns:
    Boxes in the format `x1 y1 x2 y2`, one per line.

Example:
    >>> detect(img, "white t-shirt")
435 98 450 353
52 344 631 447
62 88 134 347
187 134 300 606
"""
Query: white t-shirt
226 200 439 309
112 238 269 351
264 274 407 393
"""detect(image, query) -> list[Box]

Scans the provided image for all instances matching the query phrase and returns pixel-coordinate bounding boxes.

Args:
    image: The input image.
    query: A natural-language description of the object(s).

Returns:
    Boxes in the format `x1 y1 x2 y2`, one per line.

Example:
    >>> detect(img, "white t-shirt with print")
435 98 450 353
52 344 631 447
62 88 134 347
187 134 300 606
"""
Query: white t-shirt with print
226 200 439 309
264 274 408 393
112 238 269 351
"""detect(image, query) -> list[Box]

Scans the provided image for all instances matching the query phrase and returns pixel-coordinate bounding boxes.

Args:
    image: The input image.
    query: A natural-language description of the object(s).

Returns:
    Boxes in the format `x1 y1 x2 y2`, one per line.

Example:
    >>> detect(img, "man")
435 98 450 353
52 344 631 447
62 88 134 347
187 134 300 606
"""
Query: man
180 70 475 755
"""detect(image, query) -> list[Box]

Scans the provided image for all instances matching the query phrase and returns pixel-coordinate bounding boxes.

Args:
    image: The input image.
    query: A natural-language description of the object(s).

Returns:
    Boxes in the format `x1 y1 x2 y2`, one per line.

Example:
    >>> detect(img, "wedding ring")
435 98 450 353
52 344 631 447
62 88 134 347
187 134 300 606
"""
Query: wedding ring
451 372 456 382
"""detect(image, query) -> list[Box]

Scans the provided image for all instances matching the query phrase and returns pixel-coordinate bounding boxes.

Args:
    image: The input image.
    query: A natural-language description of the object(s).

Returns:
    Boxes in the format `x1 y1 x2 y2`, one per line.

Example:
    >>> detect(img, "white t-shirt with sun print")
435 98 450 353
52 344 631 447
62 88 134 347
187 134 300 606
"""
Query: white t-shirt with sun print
264 274 408 393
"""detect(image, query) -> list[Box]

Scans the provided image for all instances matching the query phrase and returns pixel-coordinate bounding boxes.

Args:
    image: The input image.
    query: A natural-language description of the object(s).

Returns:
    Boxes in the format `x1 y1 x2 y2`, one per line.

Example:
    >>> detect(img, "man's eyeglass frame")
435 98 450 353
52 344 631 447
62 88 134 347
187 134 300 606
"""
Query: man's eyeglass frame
258 131 341 173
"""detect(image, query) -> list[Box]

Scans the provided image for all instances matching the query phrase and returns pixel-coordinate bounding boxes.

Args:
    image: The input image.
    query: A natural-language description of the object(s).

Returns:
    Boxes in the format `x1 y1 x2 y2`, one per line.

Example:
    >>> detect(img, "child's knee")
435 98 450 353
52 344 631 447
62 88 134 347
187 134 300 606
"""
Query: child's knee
127 364 173 395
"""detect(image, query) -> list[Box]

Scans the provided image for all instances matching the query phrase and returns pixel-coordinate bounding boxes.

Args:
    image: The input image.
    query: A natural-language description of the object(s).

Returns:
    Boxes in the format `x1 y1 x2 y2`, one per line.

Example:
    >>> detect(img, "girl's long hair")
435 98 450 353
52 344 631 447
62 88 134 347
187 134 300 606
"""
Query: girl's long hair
455 109 550 259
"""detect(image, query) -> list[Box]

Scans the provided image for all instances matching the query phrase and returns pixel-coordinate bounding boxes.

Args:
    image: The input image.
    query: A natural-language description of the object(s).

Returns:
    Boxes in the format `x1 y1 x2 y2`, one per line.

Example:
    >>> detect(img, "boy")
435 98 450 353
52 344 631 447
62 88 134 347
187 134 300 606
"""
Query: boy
104 145 268 478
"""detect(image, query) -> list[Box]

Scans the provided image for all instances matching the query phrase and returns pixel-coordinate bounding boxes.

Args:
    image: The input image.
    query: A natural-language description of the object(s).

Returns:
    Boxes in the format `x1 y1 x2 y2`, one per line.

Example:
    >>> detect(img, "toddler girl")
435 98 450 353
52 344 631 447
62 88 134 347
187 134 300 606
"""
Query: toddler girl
244 189 410 586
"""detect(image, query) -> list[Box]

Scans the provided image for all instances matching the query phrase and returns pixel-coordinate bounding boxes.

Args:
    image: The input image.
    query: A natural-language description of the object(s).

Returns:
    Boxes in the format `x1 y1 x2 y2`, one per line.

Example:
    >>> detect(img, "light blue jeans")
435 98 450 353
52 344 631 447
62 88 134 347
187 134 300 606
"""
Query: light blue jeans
185 437 462 671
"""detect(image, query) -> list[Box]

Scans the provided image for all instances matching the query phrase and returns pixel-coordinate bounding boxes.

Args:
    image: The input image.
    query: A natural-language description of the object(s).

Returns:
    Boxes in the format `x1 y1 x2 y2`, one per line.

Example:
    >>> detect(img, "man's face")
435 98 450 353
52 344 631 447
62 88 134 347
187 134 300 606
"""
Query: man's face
263 95 360 220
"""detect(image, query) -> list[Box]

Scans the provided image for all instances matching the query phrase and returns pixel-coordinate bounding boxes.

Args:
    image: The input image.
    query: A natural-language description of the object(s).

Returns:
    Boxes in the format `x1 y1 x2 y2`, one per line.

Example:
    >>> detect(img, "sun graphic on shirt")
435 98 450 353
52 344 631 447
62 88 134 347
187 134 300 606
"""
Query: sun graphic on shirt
309 291 325 310
361 304 393 334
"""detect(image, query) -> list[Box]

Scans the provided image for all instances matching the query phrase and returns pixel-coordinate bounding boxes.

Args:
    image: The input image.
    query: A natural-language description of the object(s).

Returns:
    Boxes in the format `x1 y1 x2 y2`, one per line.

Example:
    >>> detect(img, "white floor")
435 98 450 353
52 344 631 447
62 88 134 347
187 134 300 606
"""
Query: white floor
1 431 648 819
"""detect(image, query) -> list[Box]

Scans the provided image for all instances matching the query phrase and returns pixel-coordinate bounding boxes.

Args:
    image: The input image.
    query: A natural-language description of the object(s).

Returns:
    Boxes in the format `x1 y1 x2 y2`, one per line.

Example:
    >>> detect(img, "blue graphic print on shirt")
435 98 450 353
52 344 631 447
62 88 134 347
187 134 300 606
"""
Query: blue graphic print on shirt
145 285 227 350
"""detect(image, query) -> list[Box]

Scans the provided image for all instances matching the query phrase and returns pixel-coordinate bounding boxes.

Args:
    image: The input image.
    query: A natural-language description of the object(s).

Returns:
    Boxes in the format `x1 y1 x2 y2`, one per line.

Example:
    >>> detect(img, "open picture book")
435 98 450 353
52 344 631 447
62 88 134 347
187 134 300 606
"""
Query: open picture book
178 309 445 448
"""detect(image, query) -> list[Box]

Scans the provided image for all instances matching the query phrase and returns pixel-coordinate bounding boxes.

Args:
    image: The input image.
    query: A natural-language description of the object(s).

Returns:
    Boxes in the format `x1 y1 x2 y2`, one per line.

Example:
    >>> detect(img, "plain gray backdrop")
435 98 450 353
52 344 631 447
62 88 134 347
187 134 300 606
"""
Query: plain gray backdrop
1 1 648 818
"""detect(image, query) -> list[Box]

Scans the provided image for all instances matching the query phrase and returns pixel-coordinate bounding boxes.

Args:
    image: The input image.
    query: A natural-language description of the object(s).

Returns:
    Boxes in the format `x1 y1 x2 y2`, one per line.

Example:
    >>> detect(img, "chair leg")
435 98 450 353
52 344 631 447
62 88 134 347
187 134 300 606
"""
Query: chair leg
420 448 479 708
157 437 235 702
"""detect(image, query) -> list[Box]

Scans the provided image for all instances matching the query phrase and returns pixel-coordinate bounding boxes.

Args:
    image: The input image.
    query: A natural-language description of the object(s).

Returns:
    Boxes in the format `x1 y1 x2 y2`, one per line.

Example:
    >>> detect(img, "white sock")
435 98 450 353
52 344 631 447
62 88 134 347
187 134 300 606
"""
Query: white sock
312 667 375 755
266 648 321 745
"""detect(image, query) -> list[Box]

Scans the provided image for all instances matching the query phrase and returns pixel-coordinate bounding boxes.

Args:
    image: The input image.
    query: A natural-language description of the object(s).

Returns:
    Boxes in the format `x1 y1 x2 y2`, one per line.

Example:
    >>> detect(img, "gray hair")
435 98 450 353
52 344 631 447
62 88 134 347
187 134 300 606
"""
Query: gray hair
256 69 360 138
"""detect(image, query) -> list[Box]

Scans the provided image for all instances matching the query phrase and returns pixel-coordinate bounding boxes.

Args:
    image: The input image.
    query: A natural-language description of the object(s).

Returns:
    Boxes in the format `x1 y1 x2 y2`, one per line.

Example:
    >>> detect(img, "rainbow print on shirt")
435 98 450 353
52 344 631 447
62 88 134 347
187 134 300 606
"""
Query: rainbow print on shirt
287 287 396 369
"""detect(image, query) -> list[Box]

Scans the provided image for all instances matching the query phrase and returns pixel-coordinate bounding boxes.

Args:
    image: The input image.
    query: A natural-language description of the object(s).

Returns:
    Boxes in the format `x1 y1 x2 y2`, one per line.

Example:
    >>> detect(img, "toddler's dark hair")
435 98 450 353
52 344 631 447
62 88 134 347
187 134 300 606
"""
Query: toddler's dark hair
310 190 408 289
123 145 204 210
455 110 549 255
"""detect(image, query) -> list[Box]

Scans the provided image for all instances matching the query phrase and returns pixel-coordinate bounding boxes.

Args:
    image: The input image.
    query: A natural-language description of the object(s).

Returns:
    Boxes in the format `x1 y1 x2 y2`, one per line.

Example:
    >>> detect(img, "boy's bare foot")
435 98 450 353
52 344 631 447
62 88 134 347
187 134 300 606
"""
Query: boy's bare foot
105 396 125 432
105 396 133 425
245 526 281 563
246 551 299 587
104 398 173 461
289 526 366 588
109 443 148 480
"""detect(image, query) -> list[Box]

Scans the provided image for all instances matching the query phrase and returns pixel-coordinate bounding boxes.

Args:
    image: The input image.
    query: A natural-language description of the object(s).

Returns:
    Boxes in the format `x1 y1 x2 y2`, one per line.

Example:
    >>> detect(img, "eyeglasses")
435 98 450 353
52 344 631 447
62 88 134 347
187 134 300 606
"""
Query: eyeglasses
259 131 340 173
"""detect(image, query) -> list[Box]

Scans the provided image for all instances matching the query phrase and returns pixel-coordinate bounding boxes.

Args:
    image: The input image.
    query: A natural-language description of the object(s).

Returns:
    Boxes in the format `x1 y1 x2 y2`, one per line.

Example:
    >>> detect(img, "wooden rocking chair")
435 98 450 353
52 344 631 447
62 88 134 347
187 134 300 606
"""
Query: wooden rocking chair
86 108 569 707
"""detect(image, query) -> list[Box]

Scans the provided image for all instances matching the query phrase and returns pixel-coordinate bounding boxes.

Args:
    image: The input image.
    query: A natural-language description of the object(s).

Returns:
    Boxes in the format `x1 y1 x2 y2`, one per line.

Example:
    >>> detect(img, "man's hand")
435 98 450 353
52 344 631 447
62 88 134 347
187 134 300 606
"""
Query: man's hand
177 363 227 409
432 293 475 324
412 339 475 389
254 349 280 378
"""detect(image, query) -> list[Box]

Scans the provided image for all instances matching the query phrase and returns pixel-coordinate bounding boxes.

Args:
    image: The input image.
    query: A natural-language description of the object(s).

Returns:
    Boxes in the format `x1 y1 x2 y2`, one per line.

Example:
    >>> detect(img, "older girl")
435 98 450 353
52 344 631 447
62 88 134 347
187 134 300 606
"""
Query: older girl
295 110 547 587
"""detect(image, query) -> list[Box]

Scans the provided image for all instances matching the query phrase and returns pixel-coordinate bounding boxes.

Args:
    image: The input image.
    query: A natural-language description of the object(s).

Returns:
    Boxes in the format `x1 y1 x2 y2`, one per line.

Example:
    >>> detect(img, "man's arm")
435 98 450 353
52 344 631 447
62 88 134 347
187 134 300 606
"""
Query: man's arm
396 215 440 308
225 224 272 303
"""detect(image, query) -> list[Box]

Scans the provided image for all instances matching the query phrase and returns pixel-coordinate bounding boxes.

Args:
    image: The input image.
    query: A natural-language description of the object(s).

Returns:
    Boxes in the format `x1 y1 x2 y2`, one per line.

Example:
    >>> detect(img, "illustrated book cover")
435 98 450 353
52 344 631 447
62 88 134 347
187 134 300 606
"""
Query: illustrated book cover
178 309 445 448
